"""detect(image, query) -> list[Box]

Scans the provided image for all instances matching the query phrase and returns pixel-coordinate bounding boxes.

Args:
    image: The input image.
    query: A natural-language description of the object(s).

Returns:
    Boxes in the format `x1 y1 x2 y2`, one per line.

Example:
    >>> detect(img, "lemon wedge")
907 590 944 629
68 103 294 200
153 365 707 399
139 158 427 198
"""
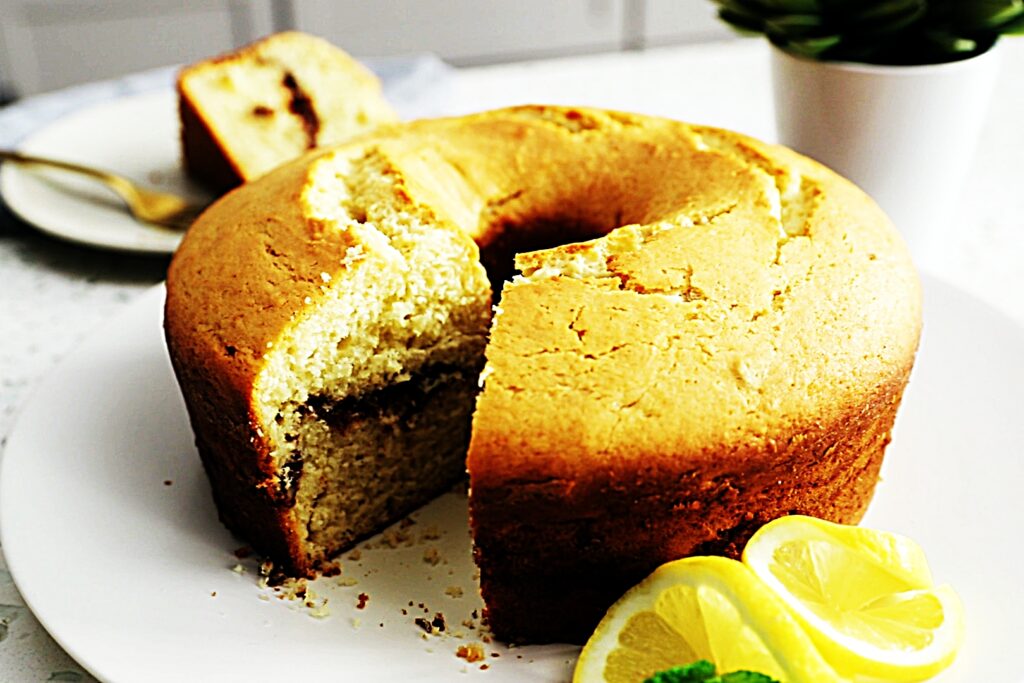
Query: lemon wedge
573 556 842 683
742 515 964 681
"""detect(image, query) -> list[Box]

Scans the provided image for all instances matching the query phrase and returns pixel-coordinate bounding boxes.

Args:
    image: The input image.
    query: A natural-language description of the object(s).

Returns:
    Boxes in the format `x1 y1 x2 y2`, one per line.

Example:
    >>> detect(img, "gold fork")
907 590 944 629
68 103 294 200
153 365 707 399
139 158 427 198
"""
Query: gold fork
0 149 209 231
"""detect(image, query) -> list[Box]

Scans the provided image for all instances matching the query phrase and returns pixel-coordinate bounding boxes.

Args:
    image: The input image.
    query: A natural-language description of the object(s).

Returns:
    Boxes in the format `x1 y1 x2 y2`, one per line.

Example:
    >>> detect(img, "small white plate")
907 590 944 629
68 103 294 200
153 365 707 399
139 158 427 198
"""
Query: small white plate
0 91 212 255
1 275 1022 681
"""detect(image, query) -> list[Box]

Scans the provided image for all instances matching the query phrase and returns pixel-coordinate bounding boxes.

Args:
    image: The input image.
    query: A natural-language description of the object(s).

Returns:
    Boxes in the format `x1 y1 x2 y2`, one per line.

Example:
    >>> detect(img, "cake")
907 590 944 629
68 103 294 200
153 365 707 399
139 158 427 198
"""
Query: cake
164 106 921 643
178 31 397 193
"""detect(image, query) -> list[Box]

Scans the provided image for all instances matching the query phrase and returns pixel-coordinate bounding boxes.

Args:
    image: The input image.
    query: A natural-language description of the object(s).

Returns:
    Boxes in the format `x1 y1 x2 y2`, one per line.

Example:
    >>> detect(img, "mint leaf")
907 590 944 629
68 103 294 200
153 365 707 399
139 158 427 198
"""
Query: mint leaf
720 671 781 682
644 660 717 683
644 660 781 683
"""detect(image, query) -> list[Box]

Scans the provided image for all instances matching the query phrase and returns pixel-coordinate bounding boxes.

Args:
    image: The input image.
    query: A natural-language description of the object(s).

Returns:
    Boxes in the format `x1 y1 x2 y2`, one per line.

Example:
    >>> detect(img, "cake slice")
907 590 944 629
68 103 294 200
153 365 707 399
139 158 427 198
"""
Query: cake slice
178 31 397 193
165 143 491 575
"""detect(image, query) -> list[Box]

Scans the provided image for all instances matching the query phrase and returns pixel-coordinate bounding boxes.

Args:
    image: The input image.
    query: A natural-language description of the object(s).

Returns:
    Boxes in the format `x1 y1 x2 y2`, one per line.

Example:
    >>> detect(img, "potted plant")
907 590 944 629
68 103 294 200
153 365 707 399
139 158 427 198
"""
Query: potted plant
711 0 1024 267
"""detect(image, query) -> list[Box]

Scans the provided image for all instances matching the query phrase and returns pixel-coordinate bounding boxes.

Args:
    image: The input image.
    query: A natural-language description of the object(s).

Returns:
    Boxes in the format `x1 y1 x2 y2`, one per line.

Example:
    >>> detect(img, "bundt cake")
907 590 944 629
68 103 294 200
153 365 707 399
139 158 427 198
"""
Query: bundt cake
178 31 397 193
164 106 921 644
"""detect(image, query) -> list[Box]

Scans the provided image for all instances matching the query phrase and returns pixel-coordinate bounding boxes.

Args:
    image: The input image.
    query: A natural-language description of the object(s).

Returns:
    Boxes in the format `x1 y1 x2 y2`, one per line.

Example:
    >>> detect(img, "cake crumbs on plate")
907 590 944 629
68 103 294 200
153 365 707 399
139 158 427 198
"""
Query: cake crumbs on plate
445 585 464 598
356 592 369 609
431 612 447 632
253 559 330 618
337 576 359 587
347 549 362 561
423 547 443 565
456 642 486 663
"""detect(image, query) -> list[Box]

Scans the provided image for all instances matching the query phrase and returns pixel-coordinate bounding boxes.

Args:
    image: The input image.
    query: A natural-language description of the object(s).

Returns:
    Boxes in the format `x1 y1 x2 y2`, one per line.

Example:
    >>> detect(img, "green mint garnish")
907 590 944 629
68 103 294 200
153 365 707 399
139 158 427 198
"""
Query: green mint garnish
644 659 781 683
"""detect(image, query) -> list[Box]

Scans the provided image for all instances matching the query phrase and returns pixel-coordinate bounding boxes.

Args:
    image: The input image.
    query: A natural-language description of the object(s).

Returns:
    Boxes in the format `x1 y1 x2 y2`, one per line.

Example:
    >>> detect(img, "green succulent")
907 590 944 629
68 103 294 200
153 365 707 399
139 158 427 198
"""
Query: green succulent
712 0 1024 64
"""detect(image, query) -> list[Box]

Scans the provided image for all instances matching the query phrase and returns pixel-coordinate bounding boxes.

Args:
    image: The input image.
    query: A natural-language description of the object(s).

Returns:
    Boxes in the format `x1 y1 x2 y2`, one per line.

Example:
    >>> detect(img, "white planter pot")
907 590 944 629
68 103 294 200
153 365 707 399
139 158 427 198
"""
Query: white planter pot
772 44 1003 269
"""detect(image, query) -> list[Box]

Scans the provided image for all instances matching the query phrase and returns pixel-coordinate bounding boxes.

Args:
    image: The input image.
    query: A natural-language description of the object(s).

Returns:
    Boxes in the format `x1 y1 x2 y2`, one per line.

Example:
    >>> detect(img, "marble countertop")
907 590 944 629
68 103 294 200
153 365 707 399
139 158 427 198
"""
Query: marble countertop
1 38 1022 681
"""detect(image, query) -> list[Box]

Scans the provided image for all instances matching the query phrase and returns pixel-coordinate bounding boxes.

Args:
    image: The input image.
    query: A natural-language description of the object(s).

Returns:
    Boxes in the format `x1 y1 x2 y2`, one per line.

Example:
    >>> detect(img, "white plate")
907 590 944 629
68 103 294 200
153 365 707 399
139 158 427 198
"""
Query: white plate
0 91 212 255
1 275 1022 682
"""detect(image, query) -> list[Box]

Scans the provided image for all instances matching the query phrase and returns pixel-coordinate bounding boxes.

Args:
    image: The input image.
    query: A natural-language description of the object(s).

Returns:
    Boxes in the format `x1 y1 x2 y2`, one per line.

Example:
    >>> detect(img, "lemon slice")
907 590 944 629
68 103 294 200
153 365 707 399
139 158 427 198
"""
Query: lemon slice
742 515 964 681
573 556 842 683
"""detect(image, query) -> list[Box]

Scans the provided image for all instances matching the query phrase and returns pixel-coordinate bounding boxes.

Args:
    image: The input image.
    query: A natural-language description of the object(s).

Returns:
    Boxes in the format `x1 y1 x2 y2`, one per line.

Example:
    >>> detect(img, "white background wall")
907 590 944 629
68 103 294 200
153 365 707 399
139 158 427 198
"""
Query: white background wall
0 0 734 98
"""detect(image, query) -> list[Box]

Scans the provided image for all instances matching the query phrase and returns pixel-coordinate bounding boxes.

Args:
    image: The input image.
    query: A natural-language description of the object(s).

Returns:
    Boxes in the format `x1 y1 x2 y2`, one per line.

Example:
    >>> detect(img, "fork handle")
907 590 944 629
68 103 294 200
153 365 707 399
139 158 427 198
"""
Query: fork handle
0 149 120 181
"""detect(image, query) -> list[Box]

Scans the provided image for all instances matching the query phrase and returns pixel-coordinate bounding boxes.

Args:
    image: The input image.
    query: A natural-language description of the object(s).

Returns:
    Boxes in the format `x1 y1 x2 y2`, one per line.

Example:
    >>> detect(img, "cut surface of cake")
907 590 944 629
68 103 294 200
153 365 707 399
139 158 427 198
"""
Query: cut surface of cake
178 31 397 193
165 142 490 574
163 106 921 643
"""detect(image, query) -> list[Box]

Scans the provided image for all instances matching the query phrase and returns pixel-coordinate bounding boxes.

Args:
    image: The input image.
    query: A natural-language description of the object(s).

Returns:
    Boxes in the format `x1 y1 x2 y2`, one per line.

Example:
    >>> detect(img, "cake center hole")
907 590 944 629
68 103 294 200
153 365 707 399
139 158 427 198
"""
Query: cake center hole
480 215 617 293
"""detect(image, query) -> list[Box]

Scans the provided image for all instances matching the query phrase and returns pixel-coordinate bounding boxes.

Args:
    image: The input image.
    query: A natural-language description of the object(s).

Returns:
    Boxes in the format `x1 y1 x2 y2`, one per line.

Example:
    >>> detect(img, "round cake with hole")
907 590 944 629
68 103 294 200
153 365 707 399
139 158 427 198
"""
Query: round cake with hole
163 105 921 645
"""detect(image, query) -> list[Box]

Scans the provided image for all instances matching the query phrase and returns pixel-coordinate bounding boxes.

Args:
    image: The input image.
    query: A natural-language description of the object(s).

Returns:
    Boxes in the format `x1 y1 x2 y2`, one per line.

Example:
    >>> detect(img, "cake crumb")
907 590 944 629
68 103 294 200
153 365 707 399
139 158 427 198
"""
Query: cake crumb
423 547 442 565
431 612 447 632
257 560 289 587
308 600 331 619
231 563 246 574
258 594 270 601
444 585 464 599
420 524 442 540
480 664 490 670
337 576 359 587
163 480 173 486
379 527 414 548
347 549 362 561
415 617 433 633
210 591 217 597
456 643 486 663
356 593 369 609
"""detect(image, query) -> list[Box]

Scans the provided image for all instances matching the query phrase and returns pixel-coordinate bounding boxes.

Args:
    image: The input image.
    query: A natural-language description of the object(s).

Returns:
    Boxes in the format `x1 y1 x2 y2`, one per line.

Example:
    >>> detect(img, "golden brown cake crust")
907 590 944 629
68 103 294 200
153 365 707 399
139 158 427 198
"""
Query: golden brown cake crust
165 106 921 638
456 110 921 643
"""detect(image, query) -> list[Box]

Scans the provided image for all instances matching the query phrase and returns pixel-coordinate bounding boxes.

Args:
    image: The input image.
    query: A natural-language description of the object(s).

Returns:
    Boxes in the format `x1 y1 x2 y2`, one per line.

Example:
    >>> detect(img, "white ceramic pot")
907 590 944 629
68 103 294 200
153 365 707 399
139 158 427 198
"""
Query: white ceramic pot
772 44 1003 269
